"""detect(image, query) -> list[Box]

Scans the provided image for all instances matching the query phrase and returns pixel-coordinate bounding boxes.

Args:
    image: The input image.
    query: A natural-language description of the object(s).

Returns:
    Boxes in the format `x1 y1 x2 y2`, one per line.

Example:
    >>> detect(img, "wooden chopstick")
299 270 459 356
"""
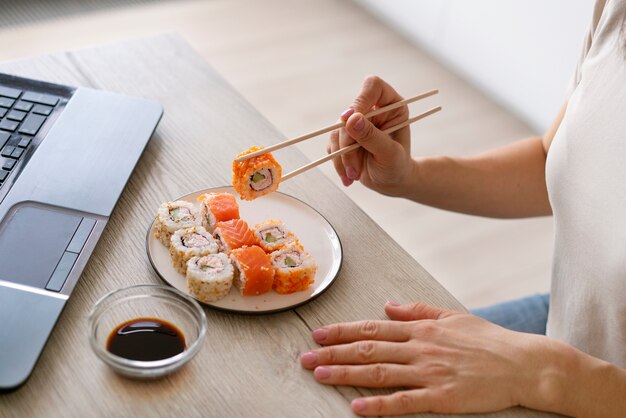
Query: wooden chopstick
281 106 442 182
235 89 439 163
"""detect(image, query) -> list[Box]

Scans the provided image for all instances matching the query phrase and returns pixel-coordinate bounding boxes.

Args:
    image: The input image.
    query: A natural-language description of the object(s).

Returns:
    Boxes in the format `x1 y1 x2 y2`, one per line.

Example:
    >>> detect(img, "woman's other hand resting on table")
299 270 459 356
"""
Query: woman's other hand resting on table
300 301 626 417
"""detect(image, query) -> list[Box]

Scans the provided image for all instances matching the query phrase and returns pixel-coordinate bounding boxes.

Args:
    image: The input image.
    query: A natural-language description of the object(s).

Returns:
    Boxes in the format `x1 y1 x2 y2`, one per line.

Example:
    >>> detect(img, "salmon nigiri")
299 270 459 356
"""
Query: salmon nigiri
213 219 258 253
230 246 274 296
198 192 240 233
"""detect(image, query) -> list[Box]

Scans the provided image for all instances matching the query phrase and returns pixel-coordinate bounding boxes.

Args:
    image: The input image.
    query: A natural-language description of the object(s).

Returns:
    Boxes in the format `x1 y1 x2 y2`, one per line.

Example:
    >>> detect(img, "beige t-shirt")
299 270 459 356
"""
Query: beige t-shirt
545 0 626 367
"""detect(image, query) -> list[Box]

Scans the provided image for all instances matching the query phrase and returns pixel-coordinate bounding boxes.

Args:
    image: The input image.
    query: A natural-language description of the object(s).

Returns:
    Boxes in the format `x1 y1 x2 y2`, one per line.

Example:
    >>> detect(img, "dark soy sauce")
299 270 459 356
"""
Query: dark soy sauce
106 317 186 361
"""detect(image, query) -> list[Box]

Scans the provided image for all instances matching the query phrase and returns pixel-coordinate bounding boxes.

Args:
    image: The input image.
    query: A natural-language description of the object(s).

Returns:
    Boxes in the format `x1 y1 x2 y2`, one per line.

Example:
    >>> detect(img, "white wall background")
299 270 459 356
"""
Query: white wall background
356 0 595 132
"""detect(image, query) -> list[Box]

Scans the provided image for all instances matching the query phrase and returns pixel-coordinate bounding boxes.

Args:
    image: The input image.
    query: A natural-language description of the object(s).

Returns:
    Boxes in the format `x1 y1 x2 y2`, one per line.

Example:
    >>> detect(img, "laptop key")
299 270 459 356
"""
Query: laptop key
0 86 22 99
0 132 9 149
13 101 33 112
32 104 54 116
6 110 26 122
2 159 16 171
0 170 8 182
0 108 6 118
1 146 15 158
0 119 19 132
10 148 23 159
17 137 31 148
18 114 46 136
0 97 15 108
21 92 59 107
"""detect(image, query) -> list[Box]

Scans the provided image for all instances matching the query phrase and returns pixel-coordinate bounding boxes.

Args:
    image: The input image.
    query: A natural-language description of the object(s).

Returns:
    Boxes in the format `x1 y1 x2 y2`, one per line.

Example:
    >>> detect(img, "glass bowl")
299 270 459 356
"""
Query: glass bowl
88 284 207 379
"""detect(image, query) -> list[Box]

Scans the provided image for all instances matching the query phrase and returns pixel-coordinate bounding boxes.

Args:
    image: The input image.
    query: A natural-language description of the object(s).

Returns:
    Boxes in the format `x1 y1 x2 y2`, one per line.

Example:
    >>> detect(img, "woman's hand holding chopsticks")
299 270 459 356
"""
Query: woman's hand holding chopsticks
329 75 417 196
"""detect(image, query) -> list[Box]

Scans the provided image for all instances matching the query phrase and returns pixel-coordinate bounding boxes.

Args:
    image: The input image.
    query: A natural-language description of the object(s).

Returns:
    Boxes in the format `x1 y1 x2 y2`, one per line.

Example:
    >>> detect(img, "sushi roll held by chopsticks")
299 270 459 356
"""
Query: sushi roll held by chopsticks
232 146 282 200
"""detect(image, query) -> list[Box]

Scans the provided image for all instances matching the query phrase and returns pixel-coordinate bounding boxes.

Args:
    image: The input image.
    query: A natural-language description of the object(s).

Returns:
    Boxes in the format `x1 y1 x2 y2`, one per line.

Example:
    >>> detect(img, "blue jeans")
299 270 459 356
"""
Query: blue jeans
471 293 550 335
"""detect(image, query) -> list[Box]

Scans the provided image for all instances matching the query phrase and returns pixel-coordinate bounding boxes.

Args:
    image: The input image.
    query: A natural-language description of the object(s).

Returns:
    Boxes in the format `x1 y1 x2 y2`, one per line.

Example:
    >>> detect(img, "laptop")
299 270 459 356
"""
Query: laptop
0 72 163 390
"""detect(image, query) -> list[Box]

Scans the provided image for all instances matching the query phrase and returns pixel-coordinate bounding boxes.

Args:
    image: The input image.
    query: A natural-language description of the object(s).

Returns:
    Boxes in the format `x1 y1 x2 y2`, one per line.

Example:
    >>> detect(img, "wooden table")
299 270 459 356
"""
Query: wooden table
0 35 552 417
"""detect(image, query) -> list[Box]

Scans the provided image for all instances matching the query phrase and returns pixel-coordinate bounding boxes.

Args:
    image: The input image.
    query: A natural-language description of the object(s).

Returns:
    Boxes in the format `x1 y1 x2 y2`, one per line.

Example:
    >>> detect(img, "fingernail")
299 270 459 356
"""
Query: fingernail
387 300 400 306
300 351 319 366
340 175 353 187
312 328 328 342
353 115 365 131
314 366 331 379
340 108 354 120
352 399 367 412
346 167 358 180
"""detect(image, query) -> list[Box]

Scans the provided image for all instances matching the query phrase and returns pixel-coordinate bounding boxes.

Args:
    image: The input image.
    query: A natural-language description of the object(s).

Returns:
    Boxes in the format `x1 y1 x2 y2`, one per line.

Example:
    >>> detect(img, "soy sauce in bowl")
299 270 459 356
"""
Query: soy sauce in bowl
106 317 186 361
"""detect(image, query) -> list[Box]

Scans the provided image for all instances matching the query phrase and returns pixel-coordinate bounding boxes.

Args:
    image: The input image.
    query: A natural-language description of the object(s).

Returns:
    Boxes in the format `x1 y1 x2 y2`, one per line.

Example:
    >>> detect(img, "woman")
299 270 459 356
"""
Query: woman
300 0 626 415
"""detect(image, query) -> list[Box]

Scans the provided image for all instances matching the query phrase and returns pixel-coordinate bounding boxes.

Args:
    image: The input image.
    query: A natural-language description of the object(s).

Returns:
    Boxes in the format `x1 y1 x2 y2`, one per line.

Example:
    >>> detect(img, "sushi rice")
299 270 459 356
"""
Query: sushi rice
253 219 297 253
186 253 234 302
170 225 219 274
155 200 199 247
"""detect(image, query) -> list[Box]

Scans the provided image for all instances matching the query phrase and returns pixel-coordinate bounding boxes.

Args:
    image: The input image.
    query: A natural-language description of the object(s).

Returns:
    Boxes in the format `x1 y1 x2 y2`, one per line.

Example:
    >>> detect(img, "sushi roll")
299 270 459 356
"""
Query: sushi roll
155 201 199 247
253 220 297 253
198 192 240 233
213 219 258 253
270 243 316 294
170 225 219 274
186 253 234 302
230 246 274 296
232 146 282 200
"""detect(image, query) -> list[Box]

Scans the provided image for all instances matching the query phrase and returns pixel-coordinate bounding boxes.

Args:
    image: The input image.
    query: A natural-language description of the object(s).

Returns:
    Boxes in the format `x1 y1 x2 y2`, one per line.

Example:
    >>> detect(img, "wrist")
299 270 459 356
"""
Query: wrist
513 336 576 413
397 158 420 200
513 336 626 417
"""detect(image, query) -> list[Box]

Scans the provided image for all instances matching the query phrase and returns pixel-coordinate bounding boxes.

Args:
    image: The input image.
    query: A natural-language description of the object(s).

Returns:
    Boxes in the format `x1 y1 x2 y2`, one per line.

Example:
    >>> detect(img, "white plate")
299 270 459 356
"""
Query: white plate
146 186 342 314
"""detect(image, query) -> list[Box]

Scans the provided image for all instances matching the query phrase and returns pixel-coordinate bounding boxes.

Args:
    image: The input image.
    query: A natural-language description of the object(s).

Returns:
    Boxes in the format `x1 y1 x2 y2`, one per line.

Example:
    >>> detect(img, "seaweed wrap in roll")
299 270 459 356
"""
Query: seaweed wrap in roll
155 201 199 247
230 246 274 296
186 253 234 302
253 220 297 253
198 192 240 233
232 146 282 200
270 243 316 294
170 225 219 274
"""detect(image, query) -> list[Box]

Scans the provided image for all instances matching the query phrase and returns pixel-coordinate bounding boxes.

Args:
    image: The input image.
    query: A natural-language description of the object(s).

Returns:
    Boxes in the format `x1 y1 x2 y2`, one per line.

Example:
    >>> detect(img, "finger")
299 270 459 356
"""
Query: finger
313 364 422 388
338 125 363 181
385 301 454 322
329 128 352 187
345 113 400 161
351 389 436 416
344 75 403 118
300 341 413 369
312 320 411 345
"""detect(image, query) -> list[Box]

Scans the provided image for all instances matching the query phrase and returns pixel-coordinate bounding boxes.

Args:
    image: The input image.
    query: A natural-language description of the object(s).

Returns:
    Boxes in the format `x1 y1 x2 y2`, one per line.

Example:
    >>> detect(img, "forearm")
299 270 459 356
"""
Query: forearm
401 137 552 218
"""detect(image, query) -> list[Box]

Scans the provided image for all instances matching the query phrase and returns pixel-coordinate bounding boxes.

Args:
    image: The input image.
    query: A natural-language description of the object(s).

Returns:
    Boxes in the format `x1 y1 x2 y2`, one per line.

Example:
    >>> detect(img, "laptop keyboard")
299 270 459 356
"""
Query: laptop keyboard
0 85 62 192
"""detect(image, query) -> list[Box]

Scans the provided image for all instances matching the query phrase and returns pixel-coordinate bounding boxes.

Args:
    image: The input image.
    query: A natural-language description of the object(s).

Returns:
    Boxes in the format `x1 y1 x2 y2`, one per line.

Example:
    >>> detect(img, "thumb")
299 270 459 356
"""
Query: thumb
345 112 398 159
384 301 454 321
